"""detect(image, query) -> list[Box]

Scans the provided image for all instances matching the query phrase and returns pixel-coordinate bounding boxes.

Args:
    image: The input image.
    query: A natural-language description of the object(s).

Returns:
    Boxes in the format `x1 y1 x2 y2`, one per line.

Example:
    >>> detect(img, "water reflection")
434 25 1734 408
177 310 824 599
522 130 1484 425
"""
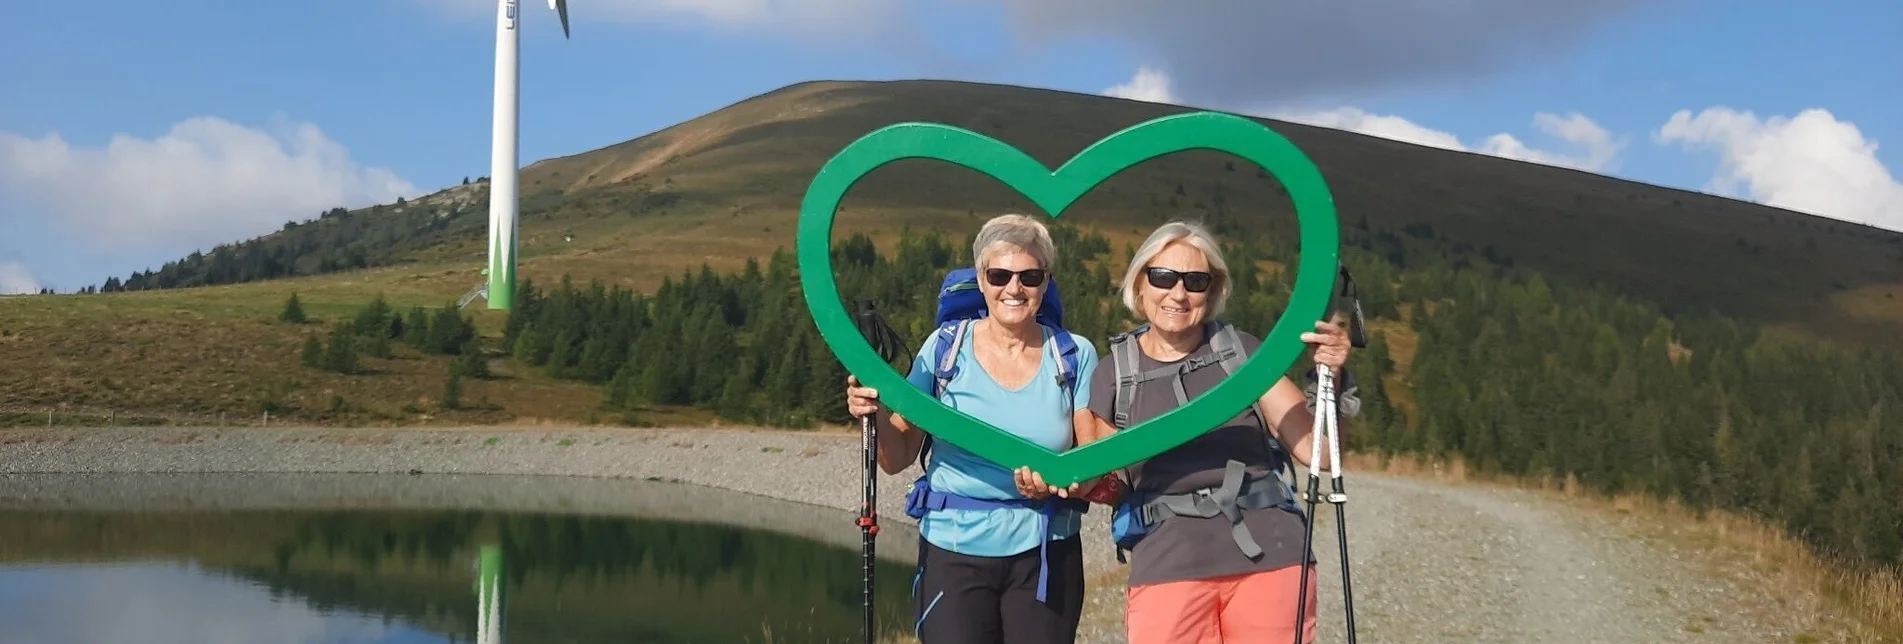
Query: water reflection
478 545 504 644
0 474 917 644
0 561 442 644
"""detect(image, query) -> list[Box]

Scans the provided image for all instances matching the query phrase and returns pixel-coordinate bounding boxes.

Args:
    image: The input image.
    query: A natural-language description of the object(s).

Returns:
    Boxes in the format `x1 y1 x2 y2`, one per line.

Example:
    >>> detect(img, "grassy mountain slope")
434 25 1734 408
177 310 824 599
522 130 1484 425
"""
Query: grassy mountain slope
7 78 1903 426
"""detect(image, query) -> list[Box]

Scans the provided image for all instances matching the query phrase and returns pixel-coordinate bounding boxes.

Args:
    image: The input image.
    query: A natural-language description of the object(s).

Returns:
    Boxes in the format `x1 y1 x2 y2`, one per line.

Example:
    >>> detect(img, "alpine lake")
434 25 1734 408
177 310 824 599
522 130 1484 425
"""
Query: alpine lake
0 472 918 644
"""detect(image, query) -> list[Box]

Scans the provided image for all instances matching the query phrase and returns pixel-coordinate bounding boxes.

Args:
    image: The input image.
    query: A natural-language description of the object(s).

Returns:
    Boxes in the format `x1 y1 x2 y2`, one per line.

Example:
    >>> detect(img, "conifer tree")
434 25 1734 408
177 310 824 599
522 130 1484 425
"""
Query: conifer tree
443 365 462 410
354 294 392 337
324 323 359 374
545 330 579 379
603 364 637 411
301 333 323 368
514 326 547 365
717 364 753 422
429 306 474 355
280 293 308 324
404 307 430 348
574 336 619 384
362 330 391 359
455 339 489 379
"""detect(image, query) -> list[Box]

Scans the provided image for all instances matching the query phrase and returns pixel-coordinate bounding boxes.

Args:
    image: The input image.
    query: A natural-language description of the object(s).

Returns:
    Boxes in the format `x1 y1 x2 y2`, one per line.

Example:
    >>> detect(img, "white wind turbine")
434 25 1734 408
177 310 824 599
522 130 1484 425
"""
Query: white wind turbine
480 0 569 312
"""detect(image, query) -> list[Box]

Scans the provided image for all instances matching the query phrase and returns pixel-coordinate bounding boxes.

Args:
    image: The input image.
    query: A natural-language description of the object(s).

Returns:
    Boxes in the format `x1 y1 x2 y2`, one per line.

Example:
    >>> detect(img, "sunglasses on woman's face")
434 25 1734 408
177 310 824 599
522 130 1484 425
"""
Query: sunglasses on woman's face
1146 267 1214 293
984 268 1047 288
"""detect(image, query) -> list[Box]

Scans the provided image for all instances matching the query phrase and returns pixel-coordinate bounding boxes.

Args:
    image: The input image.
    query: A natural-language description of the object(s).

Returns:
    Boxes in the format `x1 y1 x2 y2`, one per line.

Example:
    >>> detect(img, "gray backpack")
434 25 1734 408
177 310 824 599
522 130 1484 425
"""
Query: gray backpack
1104 320 1356 563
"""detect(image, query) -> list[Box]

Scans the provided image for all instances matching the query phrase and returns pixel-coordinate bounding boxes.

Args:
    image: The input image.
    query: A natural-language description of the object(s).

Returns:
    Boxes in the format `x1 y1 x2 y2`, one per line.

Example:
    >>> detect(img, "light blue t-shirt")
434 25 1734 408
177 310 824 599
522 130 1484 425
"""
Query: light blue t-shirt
903 322 1099 558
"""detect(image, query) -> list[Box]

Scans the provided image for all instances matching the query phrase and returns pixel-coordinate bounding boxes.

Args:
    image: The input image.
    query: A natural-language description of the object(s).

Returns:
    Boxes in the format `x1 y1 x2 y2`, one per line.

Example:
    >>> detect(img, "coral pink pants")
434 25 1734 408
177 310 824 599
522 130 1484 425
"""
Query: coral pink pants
1126 566 1319 644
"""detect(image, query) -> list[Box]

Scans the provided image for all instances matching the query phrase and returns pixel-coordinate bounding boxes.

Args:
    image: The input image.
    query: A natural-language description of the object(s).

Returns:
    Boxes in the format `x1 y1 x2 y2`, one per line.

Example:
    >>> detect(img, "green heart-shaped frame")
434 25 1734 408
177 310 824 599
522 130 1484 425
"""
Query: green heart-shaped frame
798 110 1340 487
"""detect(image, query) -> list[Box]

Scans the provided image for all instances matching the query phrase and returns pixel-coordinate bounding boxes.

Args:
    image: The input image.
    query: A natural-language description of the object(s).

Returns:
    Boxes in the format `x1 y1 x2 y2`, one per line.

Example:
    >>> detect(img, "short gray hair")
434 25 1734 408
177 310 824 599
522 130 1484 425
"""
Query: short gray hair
971 213 1056 271
1121 220 1232 319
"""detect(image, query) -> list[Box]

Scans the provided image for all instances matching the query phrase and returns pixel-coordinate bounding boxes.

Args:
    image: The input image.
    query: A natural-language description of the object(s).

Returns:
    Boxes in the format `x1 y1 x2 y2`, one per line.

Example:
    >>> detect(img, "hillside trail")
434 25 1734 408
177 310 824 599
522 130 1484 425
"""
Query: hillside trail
1075 467 1870 644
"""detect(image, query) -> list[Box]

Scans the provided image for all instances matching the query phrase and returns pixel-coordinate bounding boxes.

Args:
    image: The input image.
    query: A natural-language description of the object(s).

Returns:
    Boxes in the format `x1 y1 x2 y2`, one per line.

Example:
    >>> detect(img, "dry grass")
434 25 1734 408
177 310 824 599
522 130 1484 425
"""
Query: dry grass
0 268 727 427
1345 450 1903 642
1831 283 1903 322
1366 319 1421 428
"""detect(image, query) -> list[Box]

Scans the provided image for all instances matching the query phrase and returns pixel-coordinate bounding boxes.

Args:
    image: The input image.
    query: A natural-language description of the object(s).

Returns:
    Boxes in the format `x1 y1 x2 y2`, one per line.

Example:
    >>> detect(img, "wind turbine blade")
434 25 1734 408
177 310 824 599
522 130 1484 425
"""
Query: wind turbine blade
550 0 570 39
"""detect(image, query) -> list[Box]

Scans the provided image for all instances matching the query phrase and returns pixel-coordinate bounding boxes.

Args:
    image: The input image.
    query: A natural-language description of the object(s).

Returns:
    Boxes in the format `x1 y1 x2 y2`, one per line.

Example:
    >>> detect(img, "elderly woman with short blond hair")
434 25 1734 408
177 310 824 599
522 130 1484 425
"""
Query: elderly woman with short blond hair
845 213 1101 643
1082 220 1353 644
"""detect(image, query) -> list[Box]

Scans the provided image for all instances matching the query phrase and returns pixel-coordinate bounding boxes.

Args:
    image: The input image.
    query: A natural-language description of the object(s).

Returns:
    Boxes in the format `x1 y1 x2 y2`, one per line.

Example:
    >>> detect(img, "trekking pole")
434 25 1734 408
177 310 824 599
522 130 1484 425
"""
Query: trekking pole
1295 380 1324 644
851 299 908 644
1294 263 1368 644
859 407 878 644
1318 364 1357 644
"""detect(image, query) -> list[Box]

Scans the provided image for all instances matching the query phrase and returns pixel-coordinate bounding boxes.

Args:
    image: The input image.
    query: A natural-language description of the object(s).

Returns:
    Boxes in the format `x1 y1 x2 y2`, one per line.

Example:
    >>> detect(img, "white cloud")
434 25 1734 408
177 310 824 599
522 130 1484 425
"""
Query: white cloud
0 261 39 295
1271 107 1626 173
1265 106 1466 153
1104 66 1178 105
1476 113 1627 173
1103 67 1627 174
0 115 417 253
1656 106 1903 230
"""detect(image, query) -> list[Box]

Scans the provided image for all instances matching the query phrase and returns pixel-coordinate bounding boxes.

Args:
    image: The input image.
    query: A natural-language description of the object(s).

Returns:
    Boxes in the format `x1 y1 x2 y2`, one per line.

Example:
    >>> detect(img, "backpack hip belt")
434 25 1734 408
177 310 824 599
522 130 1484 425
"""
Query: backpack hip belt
905 478 1088 603
1133 459 1289 560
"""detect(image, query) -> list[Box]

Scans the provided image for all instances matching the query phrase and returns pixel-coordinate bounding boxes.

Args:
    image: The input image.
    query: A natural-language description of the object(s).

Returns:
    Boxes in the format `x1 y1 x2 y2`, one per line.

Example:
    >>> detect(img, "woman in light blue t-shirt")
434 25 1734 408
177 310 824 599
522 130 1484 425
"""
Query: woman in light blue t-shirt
844 213 1101 644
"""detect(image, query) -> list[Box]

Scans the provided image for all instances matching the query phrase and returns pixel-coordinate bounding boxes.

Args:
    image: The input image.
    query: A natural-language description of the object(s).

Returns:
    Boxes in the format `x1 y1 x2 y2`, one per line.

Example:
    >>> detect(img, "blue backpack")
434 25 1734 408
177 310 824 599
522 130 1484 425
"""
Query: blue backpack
902 266 1087 604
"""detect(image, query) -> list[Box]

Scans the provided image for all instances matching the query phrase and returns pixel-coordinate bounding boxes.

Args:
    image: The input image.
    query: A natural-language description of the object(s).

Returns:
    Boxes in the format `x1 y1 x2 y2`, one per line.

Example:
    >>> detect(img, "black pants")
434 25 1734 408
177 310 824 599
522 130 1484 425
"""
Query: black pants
912 536 1085 644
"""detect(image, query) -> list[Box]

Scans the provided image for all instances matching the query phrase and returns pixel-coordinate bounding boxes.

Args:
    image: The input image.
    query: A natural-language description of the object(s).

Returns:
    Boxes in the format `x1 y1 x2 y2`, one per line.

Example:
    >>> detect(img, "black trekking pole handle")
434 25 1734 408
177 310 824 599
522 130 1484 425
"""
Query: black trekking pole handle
1338 261 1368 349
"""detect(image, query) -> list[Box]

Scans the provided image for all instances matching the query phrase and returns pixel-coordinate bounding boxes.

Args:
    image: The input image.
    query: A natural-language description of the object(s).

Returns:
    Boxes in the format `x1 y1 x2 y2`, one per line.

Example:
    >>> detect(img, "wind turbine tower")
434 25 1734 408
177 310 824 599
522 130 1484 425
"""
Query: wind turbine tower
485 0 569 311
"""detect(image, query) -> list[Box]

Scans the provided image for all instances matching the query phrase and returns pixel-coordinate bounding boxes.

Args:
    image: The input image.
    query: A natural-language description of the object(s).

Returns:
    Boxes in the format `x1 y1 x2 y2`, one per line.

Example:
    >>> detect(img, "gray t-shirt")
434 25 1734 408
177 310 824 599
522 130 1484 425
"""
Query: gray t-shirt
1087 325 1312 587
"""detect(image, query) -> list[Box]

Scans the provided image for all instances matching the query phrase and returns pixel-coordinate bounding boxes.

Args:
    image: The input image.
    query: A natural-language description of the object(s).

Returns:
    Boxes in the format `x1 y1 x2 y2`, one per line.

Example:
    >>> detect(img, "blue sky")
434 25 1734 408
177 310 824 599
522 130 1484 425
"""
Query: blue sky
2 0 1898 294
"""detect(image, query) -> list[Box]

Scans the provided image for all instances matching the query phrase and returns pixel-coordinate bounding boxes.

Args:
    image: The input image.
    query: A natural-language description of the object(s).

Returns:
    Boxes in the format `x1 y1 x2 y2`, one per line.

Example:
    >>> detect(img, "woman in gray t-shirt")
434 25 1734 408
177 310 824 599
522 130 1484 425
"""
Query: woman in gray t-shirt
1077 220 1353 644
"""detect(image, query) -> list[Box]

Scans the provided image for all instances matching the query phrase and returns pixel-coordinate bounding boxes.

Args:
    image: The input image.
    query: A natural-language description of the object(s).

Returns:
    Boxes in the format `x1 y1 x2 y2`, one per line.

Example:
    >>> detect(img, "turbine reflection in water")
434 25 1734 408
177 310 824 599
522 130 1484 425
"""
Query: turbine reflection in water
478 544 504 644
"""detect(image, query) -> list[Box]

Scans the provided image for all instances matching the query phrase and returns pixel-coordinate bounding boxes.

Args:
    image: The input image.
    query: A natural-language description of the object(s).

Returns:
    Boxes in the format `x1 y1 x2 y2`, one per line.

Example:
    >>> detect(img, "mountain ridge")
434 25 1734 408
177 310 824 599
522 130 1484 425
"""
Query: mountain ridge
80 78 1903 350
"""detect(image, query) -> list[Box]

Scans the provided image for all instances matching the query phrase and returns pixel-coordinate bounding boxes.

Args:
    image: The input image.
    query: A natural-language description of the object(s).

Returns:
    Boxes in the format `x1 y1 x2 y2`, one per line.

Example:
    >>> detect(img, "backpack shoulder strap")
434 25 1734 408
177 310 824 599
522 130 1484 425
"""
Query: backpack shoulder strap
1105 324 1151 487
930 319 973 398
1207 321 1292 472
1207 321 1248 378
920 319 975 470
1045 324 1081 402
1108 324 1148 429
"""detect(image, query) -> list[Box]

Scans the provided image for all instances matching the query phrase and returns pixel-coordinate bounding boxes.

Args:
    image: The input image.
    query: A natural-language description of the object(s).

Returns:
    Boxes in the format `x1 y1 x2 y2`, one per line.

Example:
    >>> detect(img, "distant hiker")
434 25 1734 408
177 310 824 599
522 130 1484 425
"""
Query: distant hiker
1078 220 1355 644
843 213 1101 644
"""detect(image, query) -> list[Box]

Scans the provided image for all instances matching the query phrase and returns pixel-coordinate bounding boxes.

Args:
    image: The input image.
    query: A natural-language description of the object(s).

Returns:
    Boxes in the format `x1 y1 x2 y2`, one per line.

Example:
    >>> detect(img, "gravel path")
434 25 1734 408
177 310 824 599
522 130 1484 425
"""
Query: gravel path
0 425 1872 643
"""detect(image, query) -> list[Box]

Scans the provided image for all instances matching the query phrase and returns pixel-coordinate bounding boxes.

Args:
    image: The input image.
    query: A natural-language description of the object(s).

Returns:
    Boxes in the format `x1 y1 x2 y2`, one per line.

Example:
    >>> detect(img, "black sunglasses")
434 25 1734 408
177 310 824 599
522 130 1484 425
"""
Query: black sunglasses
1145 267 1214 293
984 268 1047 288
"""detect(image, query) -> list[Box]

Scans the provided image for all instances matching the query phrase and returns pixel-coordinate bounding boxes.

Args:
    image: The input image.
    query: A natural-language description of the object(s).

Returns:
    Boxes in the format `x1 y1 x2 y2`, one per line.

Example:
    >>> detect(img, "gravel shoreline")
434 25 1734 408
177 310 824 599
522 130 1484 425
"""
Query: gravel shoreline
0 424 1874 644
